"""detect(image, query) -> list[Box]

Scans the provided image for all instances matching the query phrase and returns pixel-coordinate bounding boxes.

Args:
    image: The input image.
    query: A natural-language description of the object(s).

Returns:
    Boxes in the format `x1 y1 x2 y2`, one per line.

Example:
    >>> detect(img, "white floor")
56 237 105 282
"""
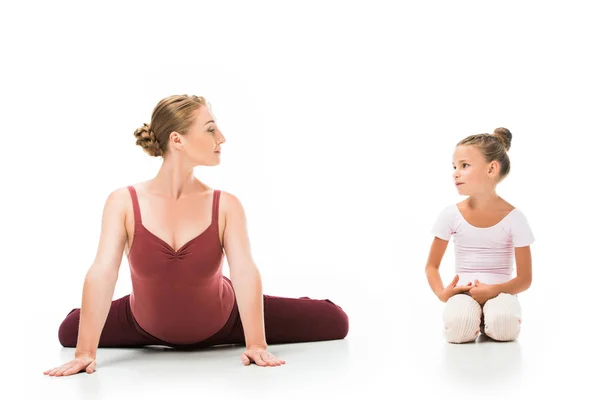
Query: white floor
18 288 596 400
14 217 597 399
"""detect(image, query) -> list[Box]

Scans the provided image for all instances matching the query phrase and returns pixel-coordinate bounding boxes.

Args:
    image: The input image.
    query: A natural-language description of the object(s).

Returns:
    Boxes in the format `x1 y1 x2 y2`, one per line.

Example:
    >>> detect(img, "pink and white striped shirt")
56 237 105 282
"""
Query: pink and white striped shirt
431 204 535 286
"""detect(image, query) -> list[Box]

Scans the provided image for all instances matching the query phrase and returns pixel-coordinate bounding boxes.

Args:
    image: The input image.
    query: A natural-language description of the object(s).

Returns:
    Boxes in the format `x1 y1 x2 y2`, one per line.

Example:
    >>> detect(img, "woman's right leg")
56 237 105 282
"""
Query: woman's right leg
442 294 482 343
58 294 166 348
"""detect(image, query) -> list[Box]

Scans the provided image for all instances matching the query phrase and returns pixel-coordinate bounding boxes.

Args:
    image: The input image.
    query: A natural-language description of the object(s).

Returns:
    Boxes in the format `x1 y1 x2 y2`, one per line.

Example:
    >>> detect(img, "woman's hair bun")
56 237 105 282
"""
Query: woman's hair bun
134 123 163 157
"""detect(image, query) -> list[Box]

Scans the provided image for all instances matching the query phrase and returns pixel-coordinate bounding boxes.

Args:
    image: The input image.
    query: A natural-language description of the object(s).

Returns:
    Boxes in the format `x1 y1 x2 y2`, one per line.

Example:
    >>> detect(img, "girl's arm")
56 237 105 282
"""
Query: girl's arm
425 237 450 299
490 246 532 295
425 237 473 302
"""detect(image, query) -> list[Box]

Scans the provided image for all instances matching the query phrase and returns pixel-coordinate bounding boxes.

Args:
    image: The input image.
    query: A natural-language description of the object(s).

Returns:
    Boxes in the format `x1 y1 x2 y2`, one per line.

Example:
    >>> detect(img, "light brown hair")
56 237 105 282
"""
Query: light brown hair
457 127 513 181
134 95 207 157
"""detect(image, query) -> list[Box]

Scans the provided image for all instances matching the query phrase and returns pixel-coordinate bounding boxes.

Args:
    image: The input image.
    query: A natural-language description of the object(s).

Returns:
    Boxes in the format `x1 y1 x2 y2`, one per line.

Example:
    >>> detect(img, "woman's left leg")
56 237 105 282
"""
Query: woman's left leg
199 295 349 347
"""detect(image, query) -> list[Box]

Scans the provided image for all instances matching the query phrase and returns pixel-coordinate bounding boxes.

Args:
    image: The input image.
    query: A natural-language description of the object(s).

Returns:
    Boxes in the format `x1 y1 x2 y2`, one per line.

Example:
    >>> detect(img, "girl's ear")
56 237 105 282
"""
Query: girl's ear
487 160 500 177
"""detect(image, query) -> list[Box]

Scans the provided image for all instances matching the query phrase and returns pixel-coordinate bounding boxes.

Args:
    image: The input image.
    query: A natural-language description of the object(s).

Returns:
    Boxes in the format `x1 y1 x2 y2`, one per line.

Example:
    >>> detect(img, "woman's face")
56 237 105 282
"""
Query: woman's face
452 145 499 196
172 105 226 166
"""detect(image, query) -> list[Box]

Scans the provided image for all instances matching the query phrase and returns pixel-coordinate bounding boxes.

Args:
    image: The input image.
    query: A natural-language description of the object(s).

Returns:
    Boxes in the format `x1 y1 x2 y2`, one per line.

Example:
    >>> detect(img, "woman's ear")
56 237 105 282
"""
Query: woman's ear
169 131 184 150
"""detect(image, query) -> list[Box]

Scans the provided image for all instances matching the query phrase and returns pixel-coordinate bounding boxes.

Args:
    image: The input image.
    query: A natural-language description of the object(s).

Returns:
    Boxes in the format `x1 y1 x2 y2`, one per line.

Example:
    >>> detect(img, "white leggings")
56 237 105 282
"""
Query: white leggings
442 293 521 343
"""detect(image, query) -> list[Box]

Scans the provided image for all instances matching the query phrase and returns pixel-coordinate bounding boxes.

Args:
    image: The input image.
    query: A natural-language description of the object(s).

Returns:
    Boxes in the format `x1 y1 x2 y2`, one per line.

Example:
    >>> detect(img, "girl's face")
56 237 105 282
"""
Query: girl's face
452 145 499 196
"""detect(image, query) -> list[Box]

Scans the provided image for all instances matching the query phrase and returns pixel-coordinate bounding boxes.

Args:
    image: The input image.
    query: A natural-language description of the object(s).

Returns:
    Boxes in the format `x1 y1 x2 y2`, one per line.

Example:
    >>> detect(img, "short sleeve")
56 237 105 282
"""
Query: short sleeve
510 209 535 247
431 205 455 241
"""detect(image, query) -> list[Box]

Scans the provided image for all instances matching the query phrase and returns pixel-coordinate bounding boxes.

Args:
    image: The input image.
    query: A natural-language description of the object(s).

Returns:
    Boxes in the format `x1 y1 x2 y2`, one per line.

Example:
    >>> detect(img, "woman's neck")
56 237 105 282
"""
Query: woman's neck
149 157 199 200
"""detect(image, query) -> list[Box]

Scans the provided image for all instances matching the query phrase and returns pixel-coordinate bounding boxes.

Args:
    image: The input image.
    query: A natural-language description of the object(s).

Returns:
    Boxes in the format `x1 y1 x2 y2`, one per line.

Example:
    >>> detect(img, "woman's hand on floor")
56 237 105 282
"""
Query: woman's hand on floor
43 353 96 377
241 345 286 367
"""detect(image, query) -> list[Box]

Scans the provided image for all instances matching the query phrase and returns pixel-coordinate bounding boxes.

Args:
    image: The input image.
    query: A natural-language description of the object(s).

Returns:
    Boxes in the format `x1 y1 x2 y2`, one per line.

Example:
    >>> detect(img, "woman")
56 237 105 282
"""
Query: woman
44 94 349 376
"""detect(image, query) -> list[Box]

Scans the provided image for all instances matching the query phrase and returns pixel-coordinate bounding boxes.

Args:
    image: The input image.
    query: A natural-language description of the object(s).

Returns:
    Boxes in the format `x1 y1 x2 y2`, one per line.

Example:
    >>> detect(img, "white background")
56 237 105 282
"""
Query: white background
3 0 599 398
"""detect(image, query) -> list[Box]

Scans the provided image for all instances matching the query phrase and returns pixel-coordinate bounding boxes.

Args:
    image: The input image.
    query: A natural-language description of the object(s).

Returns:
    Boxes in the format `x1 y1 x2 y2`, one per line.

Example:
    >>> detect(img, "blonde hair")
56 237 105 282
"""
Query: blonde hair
134 95 207 157
457 127 513 181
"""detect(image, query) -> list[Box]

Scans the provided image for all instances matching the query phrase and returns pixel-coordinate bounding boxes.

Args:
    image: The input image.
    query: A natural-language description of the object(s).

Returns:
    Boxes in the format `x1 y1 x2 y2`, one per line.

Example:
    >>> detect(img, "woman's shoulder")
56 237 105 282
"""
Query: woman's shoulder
105 181 156 208
216 191 251 230
217 190 245 213
91 185 135 223
119 180 150 198
107 185 136 202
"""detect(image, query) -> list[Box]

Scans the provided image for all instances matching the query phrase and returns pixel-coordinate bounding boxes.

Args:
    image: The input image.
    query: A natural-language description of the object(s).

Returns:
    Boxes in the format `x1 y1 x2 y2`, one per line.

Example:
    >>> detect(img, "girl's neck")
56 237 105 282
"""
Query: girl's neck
466 191 501 211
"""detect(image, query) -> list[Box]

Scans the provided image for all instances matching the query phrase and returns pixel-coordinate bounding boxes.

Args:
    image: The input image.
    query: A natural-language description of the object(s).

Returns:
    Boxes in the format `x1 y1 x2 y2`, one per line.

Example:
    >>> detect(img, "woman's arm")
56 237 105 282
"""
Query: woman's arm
75 188 128 357
490 246 532 295
221 192 267 349
45 188 128 376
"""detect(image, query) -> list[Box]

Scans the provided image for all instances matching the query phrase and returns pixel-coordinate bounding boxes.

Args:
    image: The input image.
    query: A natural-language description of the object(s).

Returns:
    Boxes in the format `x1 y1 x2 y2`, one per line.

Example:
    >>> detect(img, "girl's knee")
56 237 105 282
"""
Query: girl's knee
443 295 482 344
483 293 521 341
443 319 481 344
484 314 521 341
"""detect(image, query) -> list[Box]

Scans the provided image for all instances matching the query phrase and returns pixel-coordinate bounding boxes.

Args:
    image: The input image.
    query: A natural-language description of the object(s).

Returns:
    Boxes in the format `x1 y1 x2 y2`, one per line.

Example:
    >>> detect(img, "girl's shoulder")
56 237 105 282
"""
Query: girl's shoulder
437 203 460 217
433 203 462 226
496 201 532 231
505 207 531 224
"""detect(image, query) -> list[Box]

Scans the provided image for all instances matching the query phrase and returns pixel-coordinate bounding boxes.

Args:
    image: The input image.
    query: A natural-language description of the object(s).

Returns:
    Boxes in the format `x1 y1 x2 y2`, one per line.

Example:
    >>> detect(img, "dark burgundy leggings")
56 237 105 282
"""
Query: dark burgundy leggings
58 294 349 349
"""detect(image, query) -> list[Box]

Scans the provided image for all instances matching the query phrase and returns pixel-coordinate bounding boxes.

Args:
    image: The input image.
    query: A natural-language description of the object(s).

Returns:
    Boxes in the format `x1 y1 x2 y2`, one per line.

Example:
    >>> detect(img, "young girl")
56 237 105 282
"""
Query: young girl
425 128 534 343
